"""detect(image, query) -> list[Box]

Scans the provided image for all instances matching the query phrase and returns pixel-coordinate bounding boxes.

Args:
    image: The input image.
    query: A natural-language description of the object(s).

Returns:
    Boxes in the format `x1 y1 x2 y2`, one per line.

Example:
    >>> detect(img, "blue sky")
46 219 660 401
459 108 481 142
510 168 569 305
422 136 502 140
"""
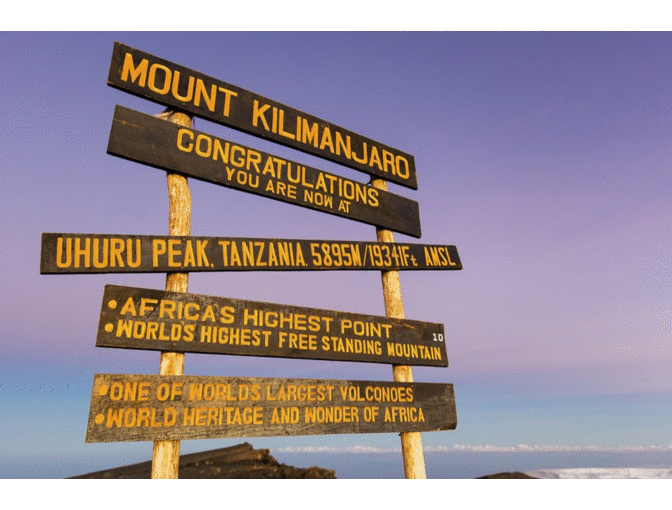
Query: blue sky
1 27 670 480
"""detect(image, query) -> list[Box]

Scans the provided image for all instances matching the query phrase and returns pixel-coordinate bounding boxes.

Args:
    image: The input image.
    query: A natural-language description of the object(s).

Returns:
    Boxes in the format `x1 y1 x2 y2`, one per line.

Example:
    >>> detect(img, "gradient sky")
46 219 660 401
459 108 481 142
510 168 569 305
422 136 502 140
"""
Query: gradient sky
1 30 670 479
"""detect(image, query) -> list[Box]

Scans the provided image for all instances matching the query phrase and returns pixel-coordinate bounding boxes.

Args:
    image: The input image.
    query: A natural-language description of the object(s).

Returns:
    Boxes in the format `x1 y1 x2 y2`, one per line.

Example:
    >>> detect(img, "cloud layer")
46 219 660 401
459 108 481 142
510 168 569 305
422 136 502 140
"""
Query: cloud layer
278 443 672 454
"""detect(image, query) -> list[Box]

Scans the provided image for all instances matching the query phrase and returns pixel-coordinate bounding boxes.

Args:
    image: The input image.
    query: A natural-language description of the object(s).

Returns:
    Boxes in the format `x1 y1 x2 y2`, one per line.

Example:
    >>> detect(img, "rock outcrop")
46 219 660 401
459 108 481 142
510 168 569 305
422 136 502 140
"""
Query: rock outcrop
71 442 337 479
477 471 537 479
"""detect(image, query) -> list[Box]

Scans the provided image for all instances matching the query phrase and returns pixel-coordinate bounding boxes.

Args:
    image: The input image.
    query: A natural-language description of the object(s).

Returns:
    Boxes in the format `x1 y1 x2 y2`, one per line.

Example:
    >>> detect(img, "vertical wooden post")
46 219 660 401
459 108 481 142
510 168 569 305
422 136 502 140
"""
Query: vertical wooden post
371 177 427 479
151 109 192 479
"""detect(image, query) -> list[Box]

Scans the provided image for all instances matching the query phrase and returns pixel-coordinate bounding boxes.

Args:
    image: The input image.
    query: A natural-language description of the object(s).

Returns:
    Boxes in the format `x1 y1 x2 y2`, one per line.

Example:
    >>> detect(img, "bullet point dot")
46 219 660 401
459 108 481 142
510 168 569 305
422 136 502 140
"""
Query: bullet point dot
105 323 113 333
99 384 108 396
108 300 117 309
95 414 104 425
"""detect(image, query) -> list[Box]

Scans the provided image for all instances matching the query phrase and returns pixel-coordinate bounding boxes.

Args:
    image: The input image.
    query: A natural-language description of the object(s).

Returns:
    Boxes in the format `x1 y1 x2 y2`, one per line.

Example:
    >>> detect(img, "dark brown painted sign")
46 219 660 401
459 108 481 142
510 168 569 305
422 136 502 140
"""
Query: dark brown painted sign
107 106 421 237
86 373 456 443
95 285 448 367
108 42 418 190
40 233 462 274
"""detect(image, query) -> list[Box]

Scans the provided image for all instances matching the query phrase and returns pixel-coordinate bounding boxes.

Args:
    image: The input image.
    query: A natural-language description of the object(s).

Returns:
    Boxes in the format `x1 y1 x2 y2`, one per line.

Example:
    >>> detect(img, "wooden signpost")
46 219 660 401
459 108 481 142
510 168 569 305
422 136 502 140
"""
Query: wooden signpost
152 109 191 478
107 106 422 237
373 177 427 478
85 374 457 443
41 233 462 273
107 42 418 190
95 284 448 367
41 42 463 480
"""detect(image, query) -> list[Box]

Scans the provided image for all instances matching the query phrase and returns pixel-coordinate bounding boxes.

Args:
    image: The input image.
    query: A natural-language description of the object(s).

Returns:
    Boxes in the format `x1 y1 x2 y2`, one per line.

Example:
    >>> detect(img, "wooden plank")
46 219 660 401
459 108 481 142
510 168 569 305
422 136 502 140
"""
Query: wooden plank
107 42 418 190
40 233 462 274
95 284 449 367
106 106 421 237
85 374 457 443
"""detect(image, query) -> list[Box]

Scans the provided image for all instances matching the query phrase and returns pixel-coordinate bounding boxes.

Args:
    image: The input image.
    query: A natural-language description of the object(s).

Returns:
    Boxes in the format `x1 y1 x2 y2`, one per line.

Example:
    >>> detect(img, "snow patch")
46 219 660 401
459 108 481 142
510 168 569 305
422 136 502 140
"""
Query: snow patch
526 468 672 479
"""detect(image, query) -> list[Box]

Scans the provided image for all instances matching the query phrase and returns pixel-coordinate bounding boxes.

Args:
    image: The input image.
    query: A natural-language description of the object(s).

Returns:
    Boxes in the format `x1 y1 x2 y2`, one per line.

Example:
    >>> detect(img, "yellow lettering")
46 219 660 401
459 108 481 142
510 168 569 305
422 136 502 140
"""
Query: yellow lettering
168 239 181 267
252 100 271 131
55 237 72 268
277 109 295 139
183 241 196 267
73 237 90 268
395 155 410 179
92 238 108 268
319 127 334 153
351 142 368 164
196 306 214 324
218 87 238 117
159 300 176 319
139 298 158 316
126 239 141 268
148 63 171 95
230 145 245 167
121 53 148 86
194 79 217 112
367 188 379 208
171 70 194 102
183 407 195 426
335 131 351 158
195 134 212 157
153 239 166 267
368 146 382 171
119 297 137 316
197 240 209 267
381 149 395 174
110 238 124 267
301 118 319 147
213 139 229 163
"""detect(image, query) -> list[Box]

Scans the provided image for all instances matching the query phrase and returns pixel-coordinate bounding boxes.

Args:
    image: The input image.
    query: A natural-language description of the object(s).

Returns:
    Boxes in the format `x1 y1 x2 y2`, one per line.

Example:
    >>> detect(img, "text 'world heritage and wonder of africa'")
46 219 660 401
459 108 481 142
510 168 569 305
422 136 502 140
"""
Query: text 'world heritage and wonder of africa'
86 374 457 443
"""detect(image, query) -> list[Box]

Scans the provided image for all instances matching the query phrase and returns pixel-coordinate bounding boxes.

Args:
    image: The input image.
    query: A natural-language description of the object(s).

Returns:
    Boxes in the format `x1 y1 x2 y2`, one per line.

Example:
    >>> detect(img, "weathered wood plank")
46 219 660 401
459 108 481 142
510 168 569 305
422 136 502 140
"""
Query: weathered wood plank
95 284 449 367
152 109 191 479
85 374 457 443
108 42 418 190
106 106 421 237
40 233 462 273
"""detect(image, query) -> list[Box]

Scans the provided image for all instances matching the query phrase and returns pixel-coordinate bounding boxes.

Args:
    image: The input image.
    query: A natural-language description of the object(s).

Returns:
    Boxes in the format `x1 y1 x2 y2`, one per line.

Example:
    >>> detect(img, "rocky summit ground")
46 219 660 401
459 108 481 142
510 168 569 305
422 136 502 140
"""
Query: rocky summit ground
478 471 537 479
71 442 336 479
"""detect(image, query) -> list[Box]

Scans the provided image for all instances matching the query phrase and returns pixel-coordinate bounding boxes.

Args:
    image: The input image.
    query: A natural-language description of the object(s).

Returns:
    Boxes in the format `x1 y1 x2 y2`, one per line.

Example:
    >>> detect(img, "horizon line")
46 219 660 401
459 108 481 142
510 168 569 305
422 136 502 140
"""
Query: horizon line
277 444 672 454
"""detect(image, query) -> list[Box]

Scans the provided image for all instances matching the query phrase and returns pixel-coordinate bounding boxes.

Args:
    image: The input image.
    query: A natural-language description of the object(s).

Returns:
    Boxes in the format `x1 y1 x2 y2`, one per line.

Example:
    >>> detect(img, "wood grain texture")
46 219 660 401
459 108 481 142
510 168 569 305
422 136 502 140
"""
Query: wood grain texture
86 374 457 443
154 109 191 479
96 284 449 367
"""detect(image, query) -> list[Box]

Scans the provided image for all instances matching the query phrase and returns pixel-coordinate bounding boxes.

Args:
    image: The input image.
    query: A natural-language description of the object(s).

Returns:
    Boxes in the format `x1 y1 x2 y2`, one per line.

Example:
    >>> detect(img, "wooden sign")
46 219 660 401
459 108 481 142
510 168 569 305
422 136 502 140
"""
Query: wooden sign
40 233 463 274
107 106 421 237
108 42 418 190
95 285 448 367
85 373 456 443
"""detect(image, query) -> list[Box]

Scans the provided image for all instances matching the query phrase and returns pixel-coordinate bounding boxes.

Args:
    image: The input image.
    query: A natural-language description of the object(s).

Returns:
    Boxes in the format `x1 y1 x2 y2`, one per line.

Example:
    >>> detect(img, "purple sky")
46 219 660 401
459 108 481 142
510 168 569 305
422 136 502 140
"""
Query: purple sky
1 30 670 479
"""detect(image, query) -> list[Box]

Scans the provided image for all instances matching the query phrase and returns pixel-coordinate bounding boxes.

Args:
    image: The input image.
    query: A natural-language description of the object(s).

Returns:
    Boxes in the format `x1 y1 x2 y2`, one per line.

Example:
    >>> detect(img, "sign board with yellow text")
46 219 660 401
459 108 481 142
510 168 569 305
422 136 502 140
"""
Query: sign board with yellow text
106 106 422 237
108 43 418 190
40 233 462 274
86 373 456 443
95 285 448 367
